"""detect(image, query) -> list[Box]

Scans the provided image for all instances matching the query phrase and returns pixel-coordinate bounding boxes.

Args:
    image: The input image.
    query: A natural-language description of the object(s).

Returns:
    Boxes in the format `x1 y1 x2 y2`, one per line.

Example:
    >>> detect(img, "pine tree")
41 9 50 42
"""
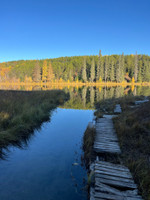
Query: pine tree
99 58 104 81
137 66 142 82
82 57 87 82
96 50 101 81
47 62 54 82
69 70 73 82
90 57 95 82
42 60 48 83
32 61 41 82
110 61 115 82
134 51 138 82
104 56 108 82
116 55 124 82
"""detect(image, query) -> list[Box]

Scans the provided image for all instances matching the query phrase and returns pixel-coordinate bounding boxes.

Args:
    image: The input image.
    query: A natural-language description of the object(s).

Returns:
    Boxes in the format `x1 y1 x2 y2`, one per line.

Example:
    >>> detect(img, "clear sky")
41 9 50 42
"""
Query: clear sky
0 0 150 62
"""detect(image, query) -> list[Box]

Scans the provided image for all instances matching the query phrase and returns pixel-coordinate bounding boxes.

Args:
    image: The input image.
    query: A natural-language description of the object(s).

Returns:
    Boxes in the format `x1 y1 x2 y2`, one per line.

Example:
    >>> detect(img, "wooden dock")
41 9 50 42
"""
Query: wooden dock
89 104 142 199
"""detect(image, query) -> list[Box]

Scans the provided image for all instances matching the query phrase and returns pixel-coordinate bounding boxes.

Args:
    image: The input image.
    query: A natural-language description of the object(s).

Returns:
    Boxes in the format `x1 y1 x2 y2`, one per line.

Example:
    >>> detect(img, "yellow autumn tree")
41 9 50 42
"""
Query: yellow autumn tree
42 60 48 83
131 77 135 85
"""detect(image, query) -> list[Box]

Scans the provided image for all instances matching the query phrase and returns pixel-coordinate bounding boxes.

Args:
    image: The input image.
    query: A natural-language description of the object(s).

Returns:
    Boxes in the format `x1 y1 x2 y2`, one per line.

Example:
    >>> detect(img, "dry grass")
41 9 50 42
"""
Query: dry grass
114 101 150 200
83 126 96 168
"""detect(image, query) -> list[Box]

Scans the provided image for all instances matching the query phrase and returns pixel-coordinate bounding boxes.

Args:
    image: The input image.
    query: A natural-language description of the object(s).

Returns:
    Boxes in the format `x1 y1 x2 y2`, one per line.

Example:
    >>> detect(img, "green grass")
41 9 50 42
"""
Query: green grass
0 90 68 156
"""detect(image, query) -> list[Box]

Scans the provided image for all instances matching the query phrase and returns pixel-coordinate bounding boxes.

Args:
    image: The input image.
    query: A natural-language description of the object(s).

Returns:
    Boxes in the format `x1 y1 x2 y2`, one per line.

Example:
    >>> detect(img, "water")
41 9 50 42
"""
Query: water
0 108 94 200
0 86 149 200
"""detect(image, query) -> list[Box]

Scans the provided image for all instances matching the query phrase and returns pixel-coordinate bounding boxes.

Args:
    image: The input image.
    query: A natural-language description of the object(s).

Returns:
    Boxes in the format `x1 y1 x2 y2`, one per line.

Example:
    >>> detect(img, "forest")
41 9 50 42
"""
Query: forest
0 51 150 84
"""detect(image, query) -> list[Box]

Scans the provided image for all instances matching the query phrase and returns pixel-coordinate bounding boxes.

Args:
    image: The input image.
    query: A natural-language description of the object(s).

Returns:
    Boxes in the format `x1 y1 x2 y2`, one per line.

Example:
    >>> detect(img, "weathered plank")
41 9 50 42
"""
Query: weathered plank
95 182 138 196
94 191 142 200
114 104 122 114
95 177 137 189
95 161 130 172
94 115 121 154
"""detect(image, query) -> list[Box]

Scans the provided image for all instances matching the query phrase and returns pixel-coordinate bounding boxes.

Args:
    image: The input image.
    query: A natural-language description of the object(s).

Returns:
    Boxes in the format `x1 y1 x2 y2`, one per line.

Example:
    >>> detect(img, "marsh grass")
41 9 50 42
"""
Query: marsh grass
0 90 68 156
83 126 96 168
113 100 150 200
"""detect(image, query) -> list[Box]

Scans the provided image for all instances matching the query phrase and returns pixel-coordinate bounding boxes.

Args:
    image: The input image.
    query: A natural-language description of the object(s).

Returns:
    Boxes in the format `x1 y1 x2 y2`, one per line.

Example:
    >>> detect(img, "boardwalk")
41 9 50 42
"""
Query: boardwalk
90 104 142 199
94 115 121 154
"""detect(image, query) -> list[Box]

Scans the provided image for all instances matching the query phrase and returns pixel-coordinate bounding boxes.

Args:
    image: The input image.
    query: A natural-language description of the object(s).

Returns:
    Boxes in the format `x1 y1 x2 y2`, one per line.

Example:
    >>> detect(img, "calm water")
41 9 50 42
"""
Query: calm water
0 108 94 200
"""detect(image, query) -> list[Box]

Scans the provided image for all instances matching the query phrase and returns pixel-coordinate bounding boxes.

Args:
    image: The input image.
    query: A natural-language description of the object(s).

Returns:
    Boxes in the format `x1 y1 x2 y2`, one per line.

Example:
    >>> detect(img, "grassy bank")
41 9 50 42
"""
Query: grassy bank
0 90 68 156
113 100 150 200
83 125 96 168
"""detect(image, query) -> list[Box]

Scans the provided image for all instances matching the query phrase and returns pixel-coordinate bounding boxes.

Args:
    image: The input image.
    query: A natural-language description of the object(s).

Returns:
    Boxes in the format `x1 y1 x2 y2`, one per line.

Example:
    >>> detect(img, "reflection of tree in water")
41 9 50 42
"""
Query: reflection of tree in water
103 87 107 100
82 87 87 108
109 87 115 99
96 87 100 102
90 87 95 107
133 86 137 96
114 87 124 98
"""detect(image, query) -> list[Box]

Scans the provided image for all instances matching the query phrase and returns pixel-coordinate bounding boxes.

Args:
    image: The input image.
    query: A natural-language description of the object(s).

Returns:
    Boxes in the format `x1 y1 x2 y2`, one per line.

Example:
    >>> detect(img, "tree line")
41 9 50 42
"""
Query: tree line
0 51 150 83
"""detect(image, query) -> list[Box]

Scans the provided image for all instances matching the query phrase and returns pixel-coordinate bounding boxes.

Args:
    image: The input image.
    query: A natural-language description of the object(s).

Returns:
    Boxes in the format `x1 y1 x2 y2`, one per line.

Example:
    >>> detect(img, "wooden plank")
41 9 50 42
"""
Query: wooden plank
95 162 130 172
94 148 121 154
94 147 120 152
94 169 132 179
95 182 138 196
95 173 134 184
95 165 132 177
94 144 120 149
94 191 142 200
94 142 120 147
94 146 121 151
95 182 126 195
95 177 137 189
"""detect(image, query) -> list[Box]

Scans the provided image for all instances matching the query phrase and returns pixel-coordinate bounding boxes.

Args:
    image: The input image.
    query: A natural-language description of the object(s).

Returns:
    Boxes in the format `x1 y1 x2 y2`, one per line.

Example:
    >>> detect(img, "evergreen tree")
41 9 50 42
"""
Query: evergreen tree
96 50 101 80
42 60 48 83
110 61 115 81
134 51 138 82
116 55 124 82
99 58 104 81
47 62 54 82
121 53 125 74
104 56 108 82
69 70 73 82
144 61 150 82
90 57 95 82
82 57 87 82
137 66 142 82
32 61 41 82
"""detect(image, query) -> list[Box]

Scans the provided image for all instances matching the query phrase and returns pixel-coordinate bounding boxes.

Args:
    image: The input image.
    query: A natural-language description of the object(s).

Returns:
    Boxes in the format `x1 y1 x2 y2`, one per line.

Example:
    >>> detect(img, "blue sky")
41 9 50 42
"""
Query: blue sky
0 0 150 62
